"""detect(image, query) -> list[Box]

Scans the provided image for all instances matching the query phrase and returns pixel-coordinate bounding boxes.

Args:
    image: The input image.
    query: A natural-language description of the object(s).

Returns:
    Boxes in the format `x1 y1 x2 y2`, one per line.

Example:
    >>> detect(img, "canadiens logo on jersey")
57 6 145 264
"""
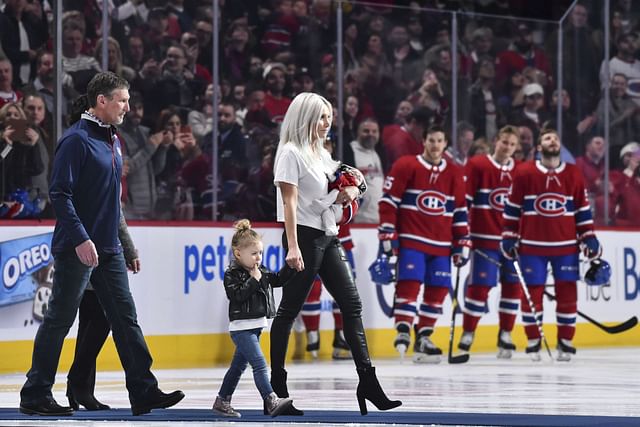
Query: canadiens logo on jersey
533 192 567 217
416 191 447 215
488 188 509 211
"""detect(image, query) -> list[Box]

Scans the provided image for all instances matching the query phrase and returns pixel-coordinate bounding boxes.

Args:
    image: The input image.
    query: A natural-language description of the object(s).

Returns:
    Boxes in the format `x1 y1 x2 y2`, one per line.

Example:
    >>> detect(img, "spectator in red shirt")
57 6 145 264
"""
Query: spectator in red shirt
575 135 618 224
495 22 552 88
382 106 432 170
615 144 640 226
262 62 291 124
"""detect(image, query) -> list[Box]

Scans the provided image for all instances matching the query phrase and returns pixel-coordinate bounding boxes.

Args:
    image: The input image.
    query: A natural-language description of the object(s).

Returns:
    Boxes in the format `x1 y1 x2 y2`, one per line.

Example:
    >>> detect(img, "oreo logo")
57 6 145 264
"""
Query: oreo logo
534 193 567 217
417 191 447 215
489 188 509 211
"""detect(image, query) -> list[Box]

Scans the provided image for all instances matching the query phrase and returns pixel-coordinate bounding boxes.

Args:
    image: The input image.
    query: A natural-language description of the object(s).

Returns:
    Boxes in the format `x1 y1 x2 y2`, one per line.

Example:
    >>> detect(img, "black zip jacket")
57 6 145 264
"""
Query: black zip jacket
223 262 294 322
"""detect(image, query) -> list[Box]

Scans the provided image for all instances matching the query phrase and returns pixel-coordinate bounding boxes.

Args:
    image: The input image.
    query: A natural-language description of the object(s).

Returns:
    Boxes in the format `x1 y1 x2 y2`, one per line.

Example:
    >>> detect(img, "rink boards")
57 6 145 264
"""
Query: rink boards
0 223 638 373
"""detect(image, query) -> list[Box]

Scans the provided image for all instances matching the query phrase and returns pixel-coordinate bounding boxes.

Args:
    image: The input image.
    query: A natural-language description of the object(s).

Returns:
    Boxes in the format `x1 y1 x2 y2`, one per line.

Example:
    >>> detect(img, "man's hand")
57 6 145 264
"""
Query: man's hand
76 240 99 267
452 244 470 267
581 233 602 261
126 257 141 273
500 232 519 260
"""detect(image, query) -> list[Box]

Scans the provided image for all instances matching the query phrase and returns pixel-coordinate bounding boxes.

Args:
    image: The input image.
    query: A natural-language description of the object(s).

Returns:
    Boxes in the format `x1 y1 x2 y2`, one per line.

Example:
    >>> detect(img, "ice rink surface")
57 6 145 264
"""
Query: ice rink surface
0 347 638 426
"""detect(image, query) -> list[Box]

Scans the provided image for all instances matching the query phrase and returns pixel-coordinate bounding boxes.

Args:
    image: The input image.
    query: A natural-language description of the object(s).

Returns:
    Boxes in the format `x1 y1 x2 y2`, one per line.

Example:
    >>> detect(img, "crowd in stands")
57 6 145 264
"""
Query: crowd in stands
1 0 640 225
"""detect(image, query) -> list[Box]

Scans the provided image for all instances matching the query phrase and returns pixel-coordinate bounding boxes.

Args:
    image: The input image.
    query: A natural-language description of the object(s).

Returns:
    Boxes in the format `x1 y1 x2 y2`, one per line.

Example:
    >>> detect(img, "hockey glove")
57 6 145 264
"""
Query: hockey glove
452 244 470 267
581 233 602 261
378 225 399 257
369 253 397 285
500 232 519 260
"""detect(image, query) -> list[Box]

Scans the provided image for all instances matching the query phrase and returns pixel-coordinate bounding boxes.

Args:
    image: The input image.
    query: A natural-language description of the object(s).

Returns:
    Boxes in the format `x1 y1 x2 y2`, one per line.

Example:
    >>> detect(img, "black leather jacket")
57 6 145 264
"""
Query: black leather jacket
223 262 294 321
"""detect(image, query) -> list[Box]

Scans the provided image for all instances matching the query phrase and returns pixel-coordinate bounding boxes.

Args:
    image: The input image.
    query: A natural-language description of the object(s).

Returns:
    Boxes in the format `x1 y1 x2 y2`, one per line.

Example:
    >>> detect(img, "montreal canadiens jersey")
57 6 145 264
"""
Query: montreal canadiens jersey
503 160 594 256
466 154 517 250
379 155 470 256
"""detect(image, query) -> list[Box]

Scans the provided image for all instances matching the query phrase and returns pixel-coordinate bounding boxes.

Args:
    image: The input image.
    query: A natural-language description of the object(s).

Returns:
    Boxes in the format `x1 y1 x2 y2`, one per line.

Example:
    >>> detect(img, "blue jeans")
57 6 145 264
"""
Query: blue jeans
20 251 158 405
219 328 272 399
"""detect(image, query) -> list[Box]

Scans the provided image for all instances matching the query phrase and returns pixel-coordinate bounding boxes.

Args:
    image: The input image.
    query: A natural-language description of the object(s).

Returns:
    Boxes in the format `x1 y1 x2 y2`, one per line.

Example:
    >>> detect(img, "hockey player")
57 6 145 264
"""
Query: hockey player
379 125 471 364
501 128 602 361
458 125 522 359
300 224 353 360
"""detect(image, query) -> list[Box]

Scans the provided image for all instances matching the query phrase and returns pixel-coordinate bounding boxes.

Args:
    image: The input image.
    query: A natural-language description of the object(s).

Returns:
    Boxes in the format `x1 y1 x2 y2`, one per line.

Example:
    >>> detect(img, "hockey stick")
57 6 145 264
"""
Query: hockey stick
448 266 470 364
511 255 554 360
475 249 639 335
543 291 638 334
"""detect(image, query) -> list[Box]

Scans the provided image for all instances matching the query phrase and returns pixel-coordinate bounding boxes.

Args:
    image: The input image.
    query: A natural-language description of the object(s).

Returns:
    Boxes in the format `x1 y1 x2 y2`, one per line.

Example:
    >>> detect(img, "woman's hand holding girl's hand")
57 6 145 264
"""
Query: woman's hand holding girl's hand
286 245 305 271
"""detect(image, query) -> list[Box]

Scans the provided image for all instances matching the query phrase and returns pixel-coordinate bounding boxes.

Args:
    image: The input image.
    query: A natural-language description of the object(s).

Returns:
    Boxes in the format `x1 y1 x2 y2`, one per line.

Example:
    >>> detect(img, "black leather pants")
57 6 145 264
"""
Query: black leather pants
270 225 372 370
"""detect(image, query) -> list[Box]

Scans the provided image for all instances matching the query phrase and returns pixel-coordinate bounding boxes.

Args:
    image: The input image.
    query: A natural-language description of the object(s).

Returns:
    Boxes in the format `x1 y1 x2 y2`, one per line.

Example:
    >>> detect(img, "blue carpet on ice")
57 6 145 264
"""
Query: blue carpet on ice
0 408 638 426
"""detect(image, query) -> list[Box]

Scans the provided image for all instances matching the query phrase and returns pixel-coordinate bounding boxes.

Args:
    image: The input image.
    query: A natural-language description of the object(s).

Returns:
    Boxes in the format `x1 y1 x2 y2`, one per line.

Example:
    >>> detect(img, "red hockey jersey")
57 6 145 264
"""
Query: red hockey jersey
466 154 517 250
503 160 594 256
379 155 470 256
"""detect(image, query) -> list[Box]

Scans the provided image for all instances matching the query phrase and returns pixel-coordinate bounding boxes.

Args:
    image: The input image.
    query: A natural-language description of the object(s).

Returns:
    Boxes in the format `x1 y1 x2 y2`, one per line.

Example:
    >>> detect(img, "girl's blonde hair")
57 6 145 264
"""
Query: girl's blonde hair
231 219 261 250
275 92 339 175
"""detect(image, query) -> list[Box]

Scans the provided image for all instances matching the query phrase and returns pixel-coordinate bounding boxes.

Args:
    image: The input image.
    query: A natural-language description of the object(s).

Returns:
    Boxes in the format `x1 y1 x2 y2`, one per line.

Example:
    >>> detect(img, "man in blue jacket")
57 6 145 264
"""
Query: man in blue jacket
19 72 184 416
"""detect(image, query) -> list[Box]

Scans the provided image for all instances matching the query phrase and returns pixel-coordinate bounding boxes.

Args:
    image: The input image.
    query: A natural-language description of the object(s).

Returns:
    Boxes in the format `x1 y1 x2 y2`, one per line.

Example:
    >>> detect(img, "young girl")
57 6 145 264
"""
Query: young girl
213 219 294 418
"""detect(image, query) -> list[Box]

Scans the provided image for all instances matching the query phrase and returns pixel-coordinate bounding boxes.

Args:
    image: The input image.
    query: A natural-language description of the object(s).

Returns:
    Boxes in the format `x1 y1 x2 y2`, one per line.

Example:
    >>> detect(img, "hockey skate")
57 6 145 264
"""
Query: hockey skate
331 329 351 360
496 330 516 359
306 330 319 359
394 324 411 357
526 339 542 362
556 339 576 362
412 334 442 364
457 331 474 353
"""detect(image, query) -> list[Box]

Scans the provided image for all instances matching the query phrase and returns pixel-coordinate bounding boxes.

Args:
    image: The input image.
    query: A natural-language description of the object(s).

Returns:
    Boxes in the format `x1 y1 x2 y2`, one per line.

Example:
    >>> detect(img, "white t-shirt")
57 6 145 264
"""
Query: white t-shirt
350 141 383 224
274 143 329 231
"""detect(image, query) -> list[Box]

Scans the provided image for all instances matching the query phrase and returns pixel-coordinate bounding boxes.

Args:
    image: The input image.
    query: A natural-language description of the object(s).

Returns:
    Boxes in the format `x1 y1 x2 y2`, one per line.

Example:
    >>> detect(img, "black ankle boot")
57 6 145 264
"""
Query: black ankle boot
66 383 110 411
263 369 304 416
356 366 402 415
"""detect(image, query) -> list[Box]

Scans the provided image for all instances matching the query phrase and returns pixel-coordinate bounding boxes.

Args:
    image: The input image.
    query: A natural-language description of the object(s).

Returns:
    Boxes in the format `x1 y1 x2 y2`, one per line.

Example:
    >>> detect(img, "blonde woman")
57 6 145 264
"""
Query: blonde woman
270 92 401 416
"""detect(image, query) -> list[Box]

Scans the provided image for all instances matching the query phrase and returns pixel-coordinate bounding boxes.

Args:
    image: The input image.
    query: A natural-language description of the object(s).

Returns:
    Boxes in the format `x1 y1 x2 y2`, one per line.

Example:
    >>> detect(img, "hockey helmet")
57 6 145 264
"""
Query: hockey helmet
584 259 611 286
368 254 396 285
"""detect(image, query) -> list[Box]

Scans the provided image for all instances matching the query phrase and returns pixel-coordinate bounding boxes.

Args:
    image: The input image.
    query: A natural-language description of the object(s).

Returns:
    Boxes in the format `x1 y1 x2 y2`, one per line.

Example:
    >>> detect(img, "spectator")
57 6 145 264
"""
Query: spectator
118 92 170 220
342 21 360 71
496 69 526 114
406 68 448 126
467 58 499 142
406 14 425 53
387 24 422 94
180 31 212 85
141 7 180 62
343 117 385 224
467 138 490 158
508 83 550 132
516 124 535 161
342 95 359 145
546 3 602 119
595 73 640 167
222 21 251 84
445 121 475 166
262 62 291 124
61 20 101 94
167 0 193 32
465 27 495 81
154 107 198 220
615 146 640 226
575 135 617 224
0 102 44 202
123 35 146 73
140 44 207 122
496 22 551 86
187 83 214 142
547 89 580 157
0 58 22 109
0 0 48 86
383 106 432 169
21 93 51 208
95 37 136 82
599 32 640 106
21 51 76 116
194 18 214 72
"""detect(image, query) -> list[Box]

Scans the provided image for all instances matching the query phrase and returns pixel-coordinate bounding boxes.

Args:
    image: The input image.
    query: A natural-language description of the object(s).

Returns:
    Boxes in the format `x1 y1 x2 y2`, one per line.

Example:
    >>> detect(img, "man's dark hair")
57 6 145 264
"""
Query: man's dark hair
87 72 130 108
408 106 433 129
537 127 558 145
424 124 448 140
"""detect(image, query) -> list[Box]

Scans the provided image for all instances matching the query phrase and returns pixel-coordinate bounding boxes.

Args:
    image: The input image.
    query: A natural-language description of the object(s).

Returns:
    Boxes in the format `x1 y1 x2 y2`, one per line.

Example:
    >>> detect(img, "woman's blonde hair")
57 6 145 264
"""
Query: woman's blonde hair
231 219 261 251
275 92 339 175
0 102 27 122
